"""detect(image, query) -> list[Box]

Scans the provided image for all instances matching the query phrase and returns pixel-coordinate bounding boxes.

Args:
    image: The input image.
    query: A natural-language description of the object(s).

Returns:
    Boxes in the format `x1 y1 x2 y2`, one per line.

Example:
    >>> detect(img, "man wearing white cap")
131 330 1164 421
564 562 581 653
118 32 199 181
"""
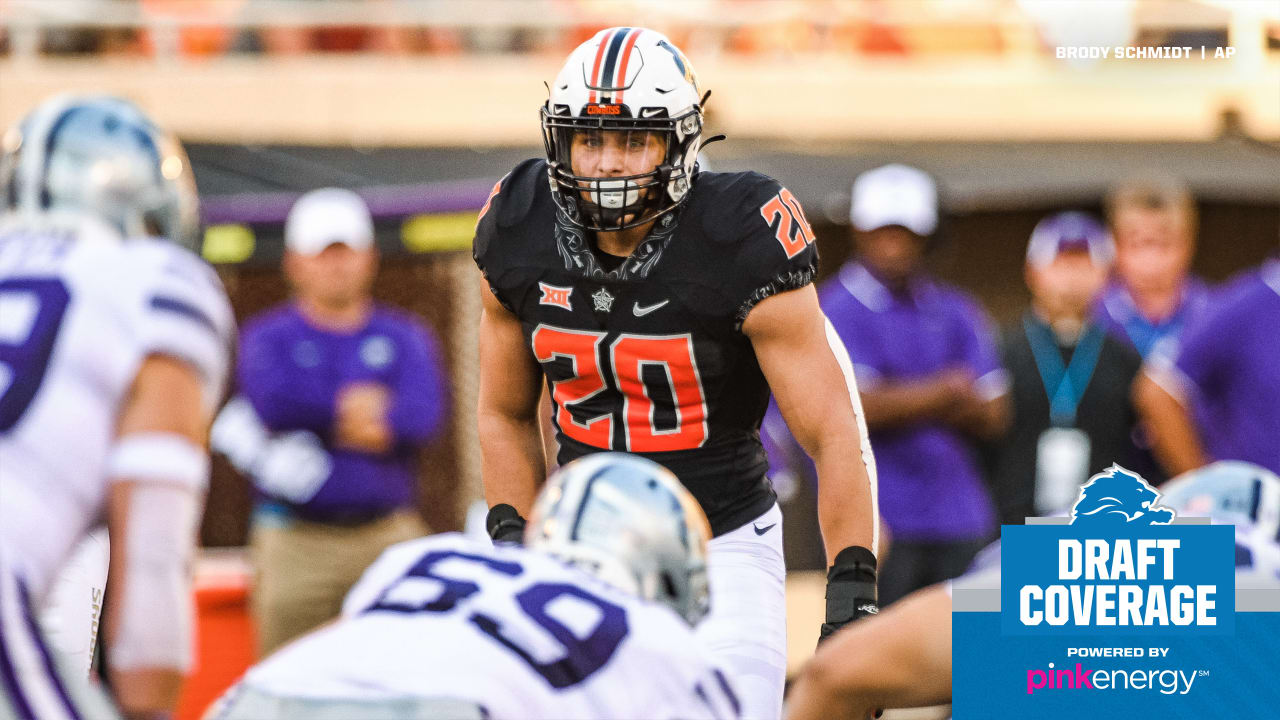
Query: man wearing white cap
816 164 1009 606
227 188 451 655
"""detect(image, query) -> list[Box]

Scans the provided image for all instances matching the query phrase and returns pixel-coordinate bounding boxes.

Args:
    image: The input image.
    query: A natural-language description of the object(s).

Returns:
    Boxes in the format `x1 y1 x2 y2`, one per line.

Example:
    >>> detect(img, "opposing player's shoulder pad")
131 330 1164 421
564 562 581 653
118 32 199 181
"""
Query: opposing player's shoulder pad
130 239 236 408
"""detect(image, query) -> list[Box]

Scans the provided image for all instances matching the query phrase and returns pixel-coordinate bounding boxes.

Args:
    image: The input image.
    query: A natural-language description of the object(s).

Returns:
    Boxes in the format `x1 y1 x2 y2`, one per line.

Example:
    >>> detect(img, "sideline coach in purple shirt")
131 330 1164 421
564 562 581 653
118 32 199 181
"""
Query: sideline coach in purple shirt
1136 256 1280 477
819 164 1009 606
237 188 449 655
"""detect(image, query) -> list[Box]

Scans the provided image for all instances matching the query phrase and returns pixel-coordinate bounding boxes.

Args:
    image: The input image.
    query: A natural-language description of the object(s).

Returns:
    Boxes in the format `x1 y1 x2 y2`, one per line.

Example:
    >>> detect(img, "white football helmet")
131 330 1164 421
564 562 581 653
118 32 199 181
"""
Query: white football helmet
541 27 706 231
525 453 712 625
1 94 199 249
1161 461 1280 542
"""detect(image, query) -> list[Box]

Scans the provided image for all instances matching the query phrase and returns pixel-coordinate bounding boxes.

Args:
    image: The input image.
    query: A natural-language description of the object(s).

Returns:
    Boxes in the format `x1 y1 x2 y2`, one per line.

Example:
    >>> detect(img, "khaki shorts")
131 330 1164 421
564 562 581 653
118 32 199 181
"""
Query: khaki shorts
249 509 427 657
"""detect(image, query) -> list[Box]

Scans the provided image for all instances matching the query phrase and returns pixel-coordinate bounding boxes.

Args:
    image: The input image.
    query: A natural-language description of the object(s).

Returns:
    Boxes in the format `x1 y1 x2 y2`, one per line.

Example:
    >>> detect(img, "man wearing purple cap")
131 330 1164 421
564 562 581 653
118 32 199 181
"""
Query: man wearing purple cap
1135 255 1280 476
225 188 450 655
987 212 1156 525
1094 178 1211 358
819 164 1008 605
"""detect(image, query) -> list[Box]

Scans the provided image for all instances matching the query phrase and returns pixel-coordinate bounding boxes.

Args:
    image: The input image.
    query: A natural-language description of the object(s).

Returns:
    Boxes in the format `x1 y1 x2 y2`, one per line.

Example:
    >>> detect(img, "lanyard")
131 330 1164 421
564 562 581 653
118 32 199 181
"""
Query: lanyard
1119 311 1180 359
1024 316 1104 427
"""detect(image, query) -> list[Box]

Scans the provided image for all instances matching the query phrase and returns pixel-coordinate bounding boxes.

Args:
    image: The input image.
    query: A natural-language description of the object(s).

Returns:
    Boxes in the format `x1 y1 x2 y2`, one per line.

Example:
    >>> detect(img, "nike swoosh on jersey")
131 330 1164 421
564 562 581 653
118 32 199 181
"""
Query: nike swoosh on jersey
753 523 776 536
632 300 670 316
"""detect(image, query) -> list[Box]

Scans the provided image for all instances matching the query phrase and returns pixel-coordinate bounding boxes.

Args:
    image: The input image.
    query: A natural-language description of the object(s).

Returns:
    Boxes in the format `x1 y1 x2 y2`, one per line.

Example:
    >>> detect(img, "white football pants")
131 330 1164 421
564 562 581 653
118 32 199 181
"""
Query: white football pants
696 503 787 720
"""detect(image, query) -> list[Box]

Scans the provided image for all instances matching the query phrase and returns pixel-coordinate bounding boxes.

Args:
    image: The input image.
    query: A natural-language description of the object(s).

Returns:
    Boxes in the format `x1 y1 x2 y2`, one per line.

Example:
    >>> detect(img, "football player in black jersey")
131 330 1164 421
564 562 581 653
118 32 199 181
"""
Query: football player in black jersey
473 27 880 718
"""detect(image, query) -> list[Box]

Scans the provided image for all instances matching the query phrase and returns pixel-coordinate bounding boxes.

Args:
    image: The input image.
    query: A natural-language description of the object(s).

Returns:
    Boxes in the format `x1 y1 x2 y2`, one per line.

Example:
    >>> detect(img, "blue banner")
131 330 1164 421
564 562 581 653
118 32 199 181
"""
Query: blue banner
951 465 1275 718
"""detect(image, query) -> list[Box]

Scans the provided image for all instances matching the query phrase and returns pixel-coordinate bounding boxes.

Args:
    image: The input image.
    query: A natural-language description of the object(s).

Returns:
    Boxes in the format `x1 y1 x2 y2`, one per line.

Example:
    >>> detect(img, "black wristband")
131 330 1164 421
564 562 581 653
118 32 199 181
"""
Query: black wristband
821 545 879 641
829 546 878 585
486 503 527 545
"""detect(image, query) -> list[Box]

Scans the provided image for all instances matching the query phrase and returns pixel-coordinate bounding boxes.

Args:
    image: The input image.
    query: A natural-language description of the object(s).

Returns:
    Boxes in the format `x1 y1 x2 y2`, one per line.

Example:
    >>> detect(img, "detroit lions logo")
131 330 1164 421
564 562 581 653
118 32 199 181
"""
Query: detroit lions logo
1070 465 1176 527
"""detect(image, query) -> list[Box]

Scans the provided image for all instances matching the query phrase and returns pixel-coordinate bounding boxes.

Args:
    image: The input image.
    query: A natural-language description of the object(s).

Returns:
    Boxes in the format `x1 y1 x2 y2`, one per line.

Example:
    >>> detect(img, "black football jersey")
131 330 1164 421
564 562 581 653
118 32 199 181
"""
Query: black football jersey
474 159 819 535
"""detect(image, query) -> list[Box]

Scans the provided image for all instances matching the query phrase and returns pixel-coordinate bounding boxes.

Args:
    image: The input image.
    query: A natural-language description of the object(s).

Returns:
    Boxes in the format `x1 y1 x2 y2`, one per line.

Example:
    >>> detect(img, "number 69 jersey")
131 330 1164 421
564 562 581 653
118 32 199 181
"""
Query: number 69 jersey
0 214 233 599
474 159 819 536
231 533 742 720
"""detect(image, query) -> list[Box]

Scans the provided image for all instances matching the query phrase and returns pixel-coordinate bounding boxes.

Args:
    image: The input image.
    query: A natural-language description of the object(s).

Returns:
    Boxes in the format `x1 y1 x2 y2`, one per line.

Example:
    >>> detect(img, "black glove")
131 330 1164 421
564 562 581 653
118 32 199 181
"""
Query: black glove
818 545 879 644
486 503 527 545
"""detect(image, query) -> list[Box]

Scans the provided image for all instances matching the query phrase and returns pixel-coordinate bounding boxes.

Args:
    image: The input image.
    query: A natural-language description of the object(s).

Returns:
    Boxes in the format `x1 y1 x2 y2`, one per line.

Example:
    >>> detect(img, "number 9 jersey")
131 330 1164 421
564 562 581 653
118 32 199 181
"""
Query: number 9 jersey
474 158 819 536
0 213 234 600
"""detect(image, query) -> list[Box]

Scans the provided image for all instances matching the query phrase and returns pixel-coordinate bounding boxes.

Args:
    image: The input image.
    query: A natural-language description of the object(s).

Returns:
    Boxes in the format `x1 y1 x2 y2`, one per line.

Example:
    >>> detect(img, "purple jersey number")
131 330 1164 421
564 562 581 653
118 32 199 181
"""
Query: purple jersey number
0 278 70 432
365 549 629 689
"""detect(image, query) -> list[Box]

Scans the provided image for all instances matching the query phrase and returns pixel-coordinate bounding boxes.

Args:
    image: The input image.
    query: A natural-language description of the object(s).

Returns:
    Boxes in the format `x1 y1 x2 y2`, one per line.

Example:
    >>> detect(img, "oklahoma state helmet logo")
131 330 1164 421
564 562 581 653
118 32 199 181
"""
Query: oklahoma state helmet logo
538 282 574 310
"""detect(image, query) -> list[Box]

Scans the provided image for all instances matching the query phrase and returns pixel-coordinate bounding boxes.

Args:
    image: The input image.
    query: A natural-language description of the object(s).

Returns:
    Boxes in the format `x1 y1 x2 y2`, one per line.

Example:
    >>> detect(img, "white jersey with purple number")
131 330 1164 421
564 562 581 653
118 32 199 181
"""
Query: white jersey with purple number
0 213 233 600
235 533 741 720
1232 520 1280 588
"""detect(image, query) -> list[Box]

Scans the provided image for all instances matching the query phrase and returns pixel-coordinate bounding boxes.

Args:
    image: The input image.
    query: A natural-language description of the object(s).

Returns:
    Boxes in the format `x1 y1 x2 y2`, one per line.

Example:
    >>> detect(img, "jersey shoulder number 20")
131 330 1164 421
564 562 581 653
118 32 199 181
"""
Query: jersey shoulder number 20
758 187 815 259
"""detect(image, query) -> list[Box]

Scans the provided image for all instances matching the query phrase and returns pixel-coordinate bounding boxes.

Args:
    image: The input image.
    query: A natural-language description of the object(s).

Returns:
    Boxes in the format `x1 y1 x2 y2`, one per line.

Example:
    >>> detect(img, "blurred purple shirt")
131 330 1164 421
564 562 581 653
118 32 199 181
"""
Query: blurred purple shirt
238 303 449 520
818 262 1005 541
1147 259 1280 474
1093 276 1211 358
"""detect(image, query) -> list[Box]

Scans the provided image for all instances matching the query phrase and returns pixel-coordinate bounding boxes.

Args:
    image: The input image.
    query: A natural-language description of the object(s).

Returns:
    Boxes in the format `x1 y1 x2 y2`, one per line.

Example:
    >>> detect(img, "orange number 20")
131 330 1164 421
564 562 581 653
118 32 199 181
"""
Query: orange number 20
759 188 815 259
531 326 707 452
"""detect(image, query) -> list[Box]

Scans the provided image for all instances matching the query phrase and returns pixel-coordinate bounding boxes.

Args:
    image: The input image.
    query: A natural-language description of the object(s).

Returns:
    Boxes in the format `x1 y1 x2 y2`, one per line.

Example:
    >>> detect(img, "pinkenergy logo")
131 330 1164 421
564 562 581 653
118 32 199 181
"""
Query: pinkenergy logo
1024 658 1206 696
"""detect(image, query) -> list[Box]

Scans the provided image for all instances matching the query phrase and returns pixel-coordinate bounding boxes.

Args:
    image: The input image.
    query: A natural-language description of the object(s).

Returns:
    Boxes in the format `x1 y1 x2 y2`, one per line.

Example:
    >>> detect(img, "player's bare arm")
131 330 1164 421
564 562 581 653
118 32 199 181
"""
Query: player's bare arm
478 285 548 522
745 283 881 641
744 284 876 561
537 387 560 473
107 354 210 720
785 583 953 720
1132 370 1209 476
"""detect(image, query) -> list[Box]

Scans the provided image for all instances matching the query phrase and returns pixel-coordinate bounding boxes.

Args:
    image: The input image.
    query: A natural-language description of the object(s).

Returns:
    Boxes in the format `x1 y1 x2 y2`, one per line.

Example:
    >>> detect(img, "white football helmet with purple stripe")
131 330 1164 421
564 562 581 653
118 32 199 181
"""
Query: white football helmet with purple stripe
1162 461 1280 541
0 94 199 249
541 27 707 232
524 453 712 625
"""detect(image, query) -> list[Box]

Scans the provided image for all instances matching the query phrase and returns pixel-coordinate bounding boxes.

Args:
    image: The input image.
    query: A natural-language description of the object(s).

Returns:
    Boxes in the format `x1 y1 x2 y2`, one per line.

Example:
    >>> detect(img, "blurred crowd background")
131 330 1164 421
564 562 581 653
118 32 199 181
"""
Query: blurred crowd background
3 0 1275 59
3 1 1277 717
